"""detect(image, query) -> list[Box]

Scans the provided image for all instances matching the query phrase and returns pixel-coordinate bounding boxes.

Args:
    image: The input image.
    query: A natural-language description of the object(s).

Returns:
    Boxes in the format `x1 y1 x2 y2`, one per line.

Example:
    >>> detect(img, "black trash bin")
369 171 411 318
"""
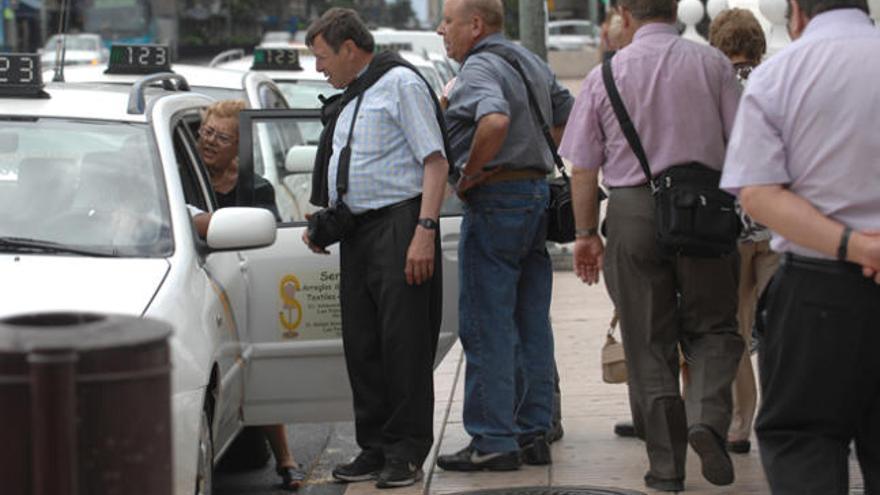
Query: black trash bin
0 312 172 495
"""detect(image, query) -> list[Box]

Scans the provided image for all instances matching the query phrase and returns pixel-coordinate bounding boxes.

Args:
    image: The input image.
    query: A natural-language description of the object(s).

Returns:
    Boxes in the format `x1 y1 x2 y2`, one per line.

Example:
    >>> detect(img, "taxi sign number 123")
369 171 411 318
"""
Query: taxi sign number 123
0 55 36 84
112 46 167 66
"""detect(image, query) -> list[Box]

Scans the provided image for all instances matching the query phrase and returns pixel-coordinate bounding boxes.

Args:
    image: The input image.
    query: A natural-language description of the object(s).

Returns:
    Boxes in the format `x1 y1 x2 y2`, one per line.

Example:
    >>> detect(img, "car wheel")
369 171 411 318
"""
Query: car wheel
195 410 214 495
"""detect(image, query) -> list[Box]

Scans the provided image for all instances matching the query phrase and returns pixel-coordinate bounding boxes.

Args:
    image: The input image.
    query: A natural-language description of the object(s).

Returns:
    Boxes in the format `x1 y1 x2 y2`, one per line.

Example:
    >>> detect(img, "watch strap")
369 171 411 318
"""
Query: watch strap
418 218 439 230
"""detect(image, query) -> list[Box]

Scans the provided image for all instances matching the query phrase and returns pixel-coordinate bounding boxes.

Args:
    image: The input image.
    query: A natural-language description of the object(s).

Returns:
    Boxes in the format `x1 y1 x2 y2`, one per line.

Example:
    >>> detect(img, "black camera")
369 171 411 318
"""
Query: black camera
306 201 356 249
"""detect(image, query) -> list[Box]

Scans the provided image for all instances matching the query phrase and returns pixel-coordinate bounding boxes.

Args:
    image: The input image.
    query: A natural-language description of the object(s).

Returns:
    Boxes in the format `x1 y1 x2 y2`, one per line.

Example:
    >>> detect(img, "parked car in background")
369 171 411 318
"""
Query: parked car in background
39 33 109 68
547 20 599 51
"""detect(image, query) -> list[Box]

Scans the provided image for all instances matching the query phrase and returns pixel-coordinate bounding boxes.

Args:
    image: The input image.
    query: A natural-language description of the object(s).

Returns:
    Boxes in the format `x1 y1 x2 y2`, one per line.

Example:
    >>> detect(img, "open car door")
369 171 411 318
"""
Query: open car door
236 109 463 425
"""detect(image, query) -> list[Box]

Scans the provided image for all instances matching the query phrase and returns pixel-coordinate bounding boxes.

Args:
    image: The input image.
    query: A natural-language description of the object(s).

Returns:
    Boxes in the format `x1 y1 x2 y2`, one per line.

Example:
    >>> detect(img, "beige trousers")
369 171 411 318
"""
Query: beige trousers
728 240 779 441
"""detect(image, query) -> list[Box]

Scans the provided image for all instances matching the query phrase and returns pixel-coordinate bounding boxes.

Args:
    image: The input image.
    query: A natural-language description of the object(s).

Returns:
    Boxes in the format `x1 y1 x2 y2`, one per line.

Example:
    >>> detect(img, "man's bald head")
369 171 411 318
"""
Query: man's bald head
461 0 504 31
438 0 504 62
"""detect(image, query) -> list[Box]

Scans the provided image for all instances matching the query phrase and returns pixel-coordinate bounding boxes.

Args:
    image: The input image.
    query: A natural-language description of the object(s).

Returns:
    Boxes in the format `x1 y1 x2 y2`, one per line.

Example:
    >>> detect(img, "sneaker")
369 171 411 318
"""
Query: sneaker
519 434 552 465
547 420 564 443
332 450 384 482
436 444 521 472
688 424 734 486
375 458 423 489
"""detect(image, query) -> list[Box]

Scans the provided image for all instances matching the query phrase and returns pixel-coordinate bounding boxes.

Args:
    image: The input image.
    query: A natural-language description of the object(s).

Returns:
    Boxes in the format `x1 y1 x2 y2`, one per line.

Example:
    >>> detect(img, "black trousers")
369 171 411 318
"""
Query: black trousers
756 254 880 494
339 198 442 465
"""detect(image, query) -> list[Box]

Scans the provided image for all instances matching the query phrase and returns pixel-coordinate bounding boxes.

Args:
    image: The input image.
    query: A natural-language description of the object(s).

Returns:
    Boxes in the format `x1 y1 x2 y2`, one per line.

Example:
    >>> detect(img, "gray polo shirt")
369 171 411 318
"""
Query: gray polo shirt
445 33 574 173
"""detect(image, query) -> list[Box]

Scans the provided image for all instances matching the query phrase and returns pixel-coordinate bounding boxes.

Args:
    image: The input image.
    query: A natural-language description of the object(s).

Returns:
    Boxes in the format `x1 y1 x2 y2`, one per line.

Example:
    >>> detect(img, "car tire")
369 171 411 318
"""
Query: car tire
215 426 271 473
195 410 214 495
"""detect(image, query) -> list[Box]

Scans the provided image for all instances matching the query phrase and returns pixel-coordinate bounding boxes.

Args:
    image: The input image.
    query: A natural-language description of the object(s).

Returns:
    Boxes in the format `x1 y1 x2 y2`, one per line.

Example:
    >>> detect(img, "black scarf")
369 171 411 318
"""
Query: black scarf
310 51 454 207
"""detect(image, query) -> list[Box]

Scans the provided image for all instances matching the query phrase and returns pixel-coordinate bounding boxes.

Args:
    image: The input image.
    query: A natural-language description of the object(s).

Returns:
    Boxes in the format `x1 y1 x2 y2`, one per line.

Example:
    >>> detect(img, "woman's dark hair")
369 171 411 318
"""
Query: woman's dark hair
306 8 375 53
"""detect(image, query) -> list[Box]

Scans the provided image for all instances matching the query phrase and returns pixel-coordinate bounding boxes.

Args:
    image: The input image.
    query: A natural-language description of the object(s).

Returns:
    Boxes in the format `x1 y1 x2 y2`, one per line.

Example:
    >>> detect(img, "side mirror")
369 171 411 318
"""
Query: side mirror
207 207 276 250
284 145 318 173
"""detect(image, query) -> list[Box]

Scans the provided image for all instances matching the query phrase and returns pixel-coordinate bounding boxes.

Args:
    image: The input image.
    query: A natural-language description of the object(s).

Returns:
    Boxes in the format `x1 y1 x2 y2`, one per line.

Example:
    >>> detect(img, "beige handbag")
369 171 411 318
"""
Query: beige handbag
601 313 628 384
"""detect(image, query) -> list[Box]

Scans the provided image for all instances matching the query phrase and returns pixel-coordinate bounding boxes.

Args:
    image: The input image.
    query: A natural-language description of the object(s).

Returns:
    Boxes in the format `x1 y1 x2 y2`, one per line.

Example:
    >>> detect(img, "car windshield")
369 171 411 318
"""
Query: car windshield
44 35 100 52
276 80 338 110
0 119 172 257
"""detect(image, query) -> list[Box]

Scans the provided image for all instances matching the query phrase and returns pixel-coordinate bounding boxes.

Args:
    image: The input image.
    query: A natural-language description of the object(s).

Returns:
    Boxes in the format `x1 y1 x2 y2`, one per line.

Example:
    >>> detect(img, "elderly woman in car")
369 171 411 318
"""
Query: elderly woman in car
192 99 303 491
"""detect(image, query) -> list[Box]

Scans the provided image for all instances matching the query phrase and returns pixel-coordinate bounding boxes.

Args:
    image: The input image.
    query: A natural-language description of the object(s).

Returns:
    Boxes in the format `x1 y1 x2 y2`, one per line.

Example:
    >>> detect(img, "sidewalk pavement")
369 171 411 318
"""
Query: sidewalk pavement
342 270 866 495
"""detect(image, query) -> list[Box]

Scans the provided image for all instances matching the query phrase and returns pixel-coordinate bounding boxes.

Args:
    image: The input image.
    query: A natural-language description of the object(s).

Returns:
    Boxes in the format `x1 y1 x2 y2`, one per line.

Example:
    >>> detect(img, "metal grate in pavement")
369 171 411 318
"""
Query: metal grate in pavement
448 487 645 495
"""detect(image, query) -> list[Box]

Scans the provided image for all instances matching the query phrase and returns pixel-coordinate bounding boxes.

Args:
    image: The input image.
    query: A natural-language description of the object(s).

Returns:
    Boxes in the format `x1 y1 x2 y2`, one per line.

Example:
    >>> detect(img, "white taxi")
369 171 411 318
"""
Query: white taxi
0 48 463 495
213 47 338 110
56 45 317 224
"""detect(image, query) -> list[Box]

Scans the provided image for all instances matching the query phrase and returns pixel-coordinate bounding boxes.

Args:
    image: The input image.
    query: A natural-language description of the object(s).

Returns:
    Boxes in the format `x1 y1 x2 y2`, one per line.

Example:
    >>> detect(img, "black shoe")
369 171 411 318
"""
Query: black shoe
613 421 638 438
375 458 423 489
519 434 552 465
726 439 751 454
436 444 521 472
332 450 384 482
547 421 564 443
644 473 684 492
688 424 734 486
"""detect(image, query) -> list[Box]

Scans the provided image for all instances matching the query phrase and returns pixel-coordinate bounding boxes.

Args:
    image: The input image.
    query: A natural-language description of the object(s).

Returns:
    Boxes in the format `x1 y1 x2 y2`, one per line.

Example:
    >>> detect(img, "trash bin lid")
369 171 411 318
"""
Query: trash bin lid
0 312 171 353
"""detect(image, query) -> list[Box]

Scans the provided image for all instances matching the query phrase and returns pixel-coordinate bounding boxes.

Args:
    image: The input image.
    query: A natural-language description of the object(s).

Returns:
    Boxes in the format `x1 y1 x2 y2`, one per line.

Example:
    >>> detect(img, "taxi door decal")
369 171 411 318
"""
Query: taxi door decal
279 274 304 337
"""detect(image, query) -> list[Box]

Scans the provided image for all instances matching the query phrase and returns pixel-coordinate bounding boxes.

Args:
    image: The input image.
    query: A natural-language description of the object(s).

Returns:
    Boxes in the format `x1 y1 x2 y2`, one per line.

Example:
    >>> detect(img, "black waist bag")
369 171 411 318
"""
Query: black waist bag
602 59 738 257
653 162 739 257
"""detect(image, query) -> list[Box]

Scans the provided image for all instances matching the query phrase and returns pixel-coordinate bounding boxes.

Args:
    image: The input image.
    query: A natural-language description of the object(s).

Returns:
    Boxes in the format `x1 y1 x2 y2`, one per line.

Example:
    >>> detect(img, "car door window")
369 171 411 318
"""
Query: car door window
172 115 214 213
258 83 290 110
239 109 322 224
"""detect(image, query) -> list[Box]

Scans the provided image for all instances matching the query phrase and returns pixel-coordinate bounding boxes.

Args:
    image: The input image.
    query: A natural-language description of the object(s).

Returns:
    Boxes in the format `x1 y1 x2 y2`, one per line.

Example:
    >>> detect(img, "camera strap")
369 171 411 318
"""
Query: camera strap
334 92 365 203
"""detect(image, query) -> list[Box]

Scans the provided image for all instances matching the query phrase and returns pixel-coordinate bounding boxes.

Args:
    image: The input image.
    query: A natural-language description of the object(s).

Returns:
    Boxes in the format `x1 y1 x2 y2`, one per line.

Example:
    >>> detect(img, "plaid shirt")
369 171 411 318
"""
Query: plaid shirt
328 66 445 213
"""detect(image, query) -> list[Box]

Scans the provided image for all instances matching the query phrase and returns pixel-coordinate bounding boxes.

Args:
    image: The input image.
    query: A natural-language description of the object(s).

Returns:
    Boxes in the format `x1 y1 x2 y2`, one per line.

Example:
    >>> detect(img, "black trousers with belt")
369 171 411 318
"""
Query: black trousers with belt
339 197 442 465
756 254 880 494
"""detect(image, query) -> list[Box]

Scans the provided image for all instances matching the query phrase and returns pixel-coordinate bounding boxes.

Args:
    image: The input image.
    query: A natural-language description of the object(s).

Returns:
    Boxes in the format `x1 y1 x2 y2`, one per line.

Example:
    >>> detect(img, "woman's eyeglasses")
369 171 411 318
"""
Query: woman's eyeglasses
198 126 235 146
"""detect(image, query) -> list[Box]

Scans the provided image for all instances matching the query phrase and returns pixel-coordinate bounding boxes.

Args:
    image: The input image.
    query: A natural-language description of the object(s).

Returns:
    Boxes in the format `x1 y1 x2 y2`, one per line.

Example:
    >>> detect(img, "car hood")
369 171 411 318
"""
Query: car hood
0 255 170 318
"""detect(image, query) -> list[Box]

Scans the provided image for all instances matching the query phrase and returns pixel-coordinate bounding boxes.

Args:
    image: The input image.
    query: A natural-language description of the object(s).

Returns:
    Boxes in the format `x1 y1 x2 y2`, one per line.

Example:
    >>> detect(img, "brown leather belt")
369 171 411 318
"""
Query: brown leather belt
482 168 547 185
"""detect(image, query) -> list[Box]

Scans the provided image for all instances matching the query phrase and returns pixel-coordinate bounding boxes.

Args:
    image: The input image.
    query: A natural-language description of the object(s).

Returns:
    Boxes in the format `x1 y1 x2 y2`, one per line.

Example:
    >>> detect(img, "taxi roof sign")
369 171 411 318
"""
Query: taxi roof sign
0 53 48 98
251 48 302 71
106 44 172 75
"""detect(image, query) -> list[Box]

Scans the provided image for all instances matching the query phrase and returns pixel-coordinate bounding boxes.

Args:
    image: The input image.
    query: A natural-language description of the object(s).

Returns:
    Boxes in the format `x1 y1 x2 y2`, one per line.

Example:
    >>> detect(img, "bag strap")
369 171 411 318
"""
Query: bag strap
606 312 620 339
335 93 365 199
479 46 567 180
601 58 655 193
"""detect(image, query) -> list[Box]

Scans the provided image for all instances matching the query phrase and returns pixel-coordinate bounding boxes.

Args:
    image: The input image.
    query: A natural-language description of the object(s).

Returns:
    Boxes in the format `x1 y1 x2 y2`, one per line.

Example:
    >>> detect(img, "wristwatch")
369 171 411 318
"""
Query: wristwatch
575 227 599 238
417 218 440 230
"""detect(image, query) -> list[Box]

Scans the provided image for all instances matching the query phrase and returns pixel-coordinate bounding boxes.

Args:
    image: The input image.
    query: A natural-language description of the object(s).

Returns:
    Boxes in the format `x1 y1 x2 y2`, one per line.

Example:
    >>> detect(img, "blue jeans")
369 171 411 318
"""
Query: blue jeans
459 178 555 454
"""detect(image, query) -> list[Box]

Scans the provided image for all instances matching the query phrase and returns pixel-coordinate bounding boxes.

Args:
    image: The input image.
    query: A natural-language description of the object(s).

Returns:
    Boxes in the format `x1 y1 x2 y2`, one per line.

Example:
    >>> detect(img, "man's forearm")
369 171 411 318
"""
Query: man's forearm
571 166 600 231
420 152 448 220
462 113 509 176
551 124 566 147
741 185 847 259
